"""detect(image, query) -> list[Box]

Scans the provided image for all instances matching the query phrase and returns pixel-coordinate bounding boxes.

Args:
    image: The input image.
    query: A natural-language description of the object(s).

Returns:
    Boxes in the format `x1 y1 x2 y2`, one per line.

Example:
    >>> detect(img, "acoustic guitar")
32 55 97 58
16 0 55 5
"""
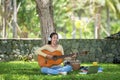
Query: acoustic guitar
38 49 88 67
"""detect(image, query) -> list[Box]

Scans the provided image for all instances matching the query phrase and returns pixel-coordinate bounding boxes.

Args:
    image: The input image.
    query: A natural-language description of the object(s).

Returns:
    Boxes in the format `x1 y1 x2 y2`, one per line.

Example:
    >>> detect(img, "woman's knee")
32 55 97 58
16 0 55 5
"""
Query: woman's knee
64 65 72 72
67 65 72 70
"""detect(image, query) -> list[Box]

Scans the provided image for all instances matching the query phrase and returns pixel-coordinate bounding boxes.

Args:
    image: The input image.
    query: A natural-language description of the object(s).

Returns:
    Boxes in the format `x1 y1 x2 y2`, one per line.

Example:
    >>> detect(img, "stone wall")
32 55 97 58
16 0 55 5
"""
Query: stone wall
0 39 120 63
60 39 120 63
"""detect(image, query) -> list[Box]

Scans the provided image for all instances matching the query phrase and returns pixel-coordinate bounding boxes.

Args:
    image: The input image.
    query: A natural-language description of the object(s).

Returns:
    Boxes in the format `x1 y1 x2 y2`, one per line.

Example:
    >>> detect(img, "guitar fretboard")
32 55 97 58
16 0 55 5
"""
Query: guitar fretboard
52 54 74 60
52 51 89 60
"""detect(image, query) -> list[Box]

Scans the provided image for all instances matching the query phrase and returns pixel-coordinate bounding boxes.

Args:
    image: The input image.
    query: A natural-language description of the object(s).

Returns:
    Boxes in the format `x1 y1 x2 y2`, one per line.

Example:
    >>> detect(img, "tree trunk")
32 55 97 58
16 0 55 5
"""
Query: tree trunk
106 6 110 36
1 0 14 38
94 7 101 39
72 22 76 39
35 0 55 45
13 0 17 38
0 1 2 33
2 0 7 38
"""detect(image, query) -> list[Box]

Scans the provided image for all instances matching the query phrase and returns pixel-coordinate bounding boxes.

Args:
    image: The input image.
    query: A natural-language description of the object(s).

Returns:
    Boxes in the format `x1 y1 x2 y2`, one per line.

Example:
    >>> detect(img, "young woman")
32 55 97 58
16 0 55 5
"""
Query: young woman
35 32 74 75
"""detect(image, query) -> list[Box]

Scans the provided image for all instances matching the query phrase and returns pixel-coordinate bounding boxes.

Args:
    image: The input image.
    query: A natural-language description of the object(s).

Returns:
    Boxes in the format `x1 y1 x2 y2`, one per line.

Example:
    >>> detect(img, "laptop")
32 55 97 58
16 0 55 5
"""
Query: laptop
80 66 99 74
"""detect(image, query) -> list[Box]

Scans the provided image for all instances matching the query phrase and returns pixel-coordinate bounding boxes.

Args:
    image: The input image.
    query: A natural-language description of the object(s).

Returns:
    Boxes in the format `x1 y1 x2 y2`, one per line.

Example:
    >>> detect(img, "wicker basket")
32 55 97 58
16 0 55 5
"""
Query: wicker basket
70 60 80 70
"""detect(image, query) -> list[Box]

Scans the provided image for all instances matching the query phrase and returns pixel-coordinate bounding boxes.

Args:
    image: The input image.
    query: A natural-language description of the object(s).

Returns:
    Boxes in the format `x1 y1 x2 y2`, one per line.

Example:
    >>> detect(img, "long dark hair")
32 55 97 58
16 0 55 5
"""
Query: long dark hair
48 32 58 44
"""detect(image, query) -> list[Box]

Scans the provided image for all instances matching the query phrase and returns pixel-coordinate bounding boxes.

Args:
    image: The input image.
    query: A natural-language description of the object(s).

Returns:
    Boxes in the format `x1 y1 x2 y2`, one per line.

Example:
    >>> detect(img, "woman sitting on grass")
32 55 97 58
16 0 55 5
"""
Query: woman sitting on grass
35 32 76 75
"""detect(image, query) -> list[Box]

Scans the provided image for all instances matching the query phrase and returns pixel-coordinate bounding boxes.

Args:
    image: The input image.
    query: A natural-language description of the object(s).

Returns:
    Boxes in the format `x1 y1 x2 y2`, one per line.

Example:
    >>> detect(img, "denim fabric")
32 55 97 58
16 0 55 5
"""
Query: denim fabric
41 65 72 75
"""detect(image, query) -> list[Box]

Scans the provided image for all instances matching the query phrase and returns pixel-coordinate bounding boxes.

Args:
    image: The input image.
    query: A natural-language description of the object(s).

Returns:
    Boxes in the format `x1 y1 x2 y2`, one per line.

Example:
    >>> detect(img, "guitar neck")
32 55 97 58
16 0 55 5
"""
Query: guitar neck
53 53 74 60
53 51 89 60
57 54 74 59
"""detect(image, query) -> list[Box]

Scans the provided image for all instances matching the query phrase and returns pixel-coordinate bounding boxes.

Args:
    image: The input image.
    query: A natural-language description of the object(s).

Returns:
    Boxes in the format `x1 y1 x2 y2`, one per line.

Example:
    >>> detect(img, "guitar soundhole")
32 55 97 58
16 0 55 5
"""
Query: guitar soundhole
52 56 58 60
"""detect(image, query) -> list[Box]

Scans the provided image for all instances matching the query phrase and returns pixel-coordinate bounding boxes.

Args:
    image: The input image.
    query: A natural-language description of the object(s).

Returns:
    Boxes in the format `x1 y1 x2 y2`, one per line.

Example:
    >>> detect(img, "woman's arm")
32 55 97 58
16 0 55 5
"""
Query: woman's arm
35 45 48 57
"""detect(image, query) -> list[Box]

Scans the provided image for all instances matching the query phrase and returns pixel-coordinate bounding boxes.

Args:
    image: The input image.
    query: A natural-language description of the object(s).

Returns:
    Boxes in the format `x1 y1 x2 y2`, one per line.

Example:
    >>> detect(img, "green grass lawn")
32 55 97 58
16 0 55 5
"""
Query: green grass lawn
0 61 120 80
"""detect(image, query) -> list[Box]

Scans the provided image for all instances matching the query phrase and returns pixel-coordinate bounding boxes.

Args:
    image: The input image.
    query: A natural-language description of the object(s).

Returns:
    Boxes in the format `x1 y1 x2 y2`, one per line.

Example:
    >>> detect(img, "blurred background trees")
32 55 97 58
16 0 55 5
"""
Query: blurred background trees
0 0 120 39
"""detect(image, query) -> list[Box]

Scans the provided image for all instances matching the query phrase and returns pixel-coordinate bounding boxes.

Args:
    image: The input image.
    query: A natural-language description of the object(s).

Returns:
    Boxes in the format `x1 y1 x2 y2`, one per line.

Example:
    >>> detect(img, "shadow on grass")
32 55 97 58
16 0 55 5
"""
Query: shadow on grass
0 61 44 76
12 68 41 75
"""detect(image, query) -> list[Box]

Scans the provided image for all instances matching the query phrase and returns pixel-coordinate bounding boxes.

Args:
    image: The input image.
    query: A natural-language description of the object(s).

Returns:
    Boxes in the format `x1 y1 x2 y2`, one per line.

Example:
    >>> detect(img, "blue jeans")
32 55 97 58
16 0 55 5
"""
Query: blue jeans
41 65 72 75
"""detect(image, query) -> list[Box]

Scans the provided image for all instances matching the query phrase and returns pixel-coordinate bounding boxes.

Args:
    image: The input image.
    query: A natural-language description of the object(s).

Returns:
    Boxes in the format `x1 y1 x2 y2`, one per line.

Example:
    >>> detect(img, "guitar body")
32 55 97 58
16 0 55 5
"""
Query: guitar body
38 50 63 67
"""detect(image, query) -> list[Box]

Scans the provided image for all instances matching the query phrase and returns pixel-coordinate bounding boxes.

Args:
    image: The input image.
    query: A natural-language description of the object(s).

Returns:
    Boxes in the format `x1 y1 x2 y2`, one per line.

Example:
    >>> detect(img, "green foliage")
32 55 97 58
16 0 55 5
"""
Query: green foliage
17 0 40 38
111 21 120 34
53 0 70 29
4 0 119 39
0 61 120 80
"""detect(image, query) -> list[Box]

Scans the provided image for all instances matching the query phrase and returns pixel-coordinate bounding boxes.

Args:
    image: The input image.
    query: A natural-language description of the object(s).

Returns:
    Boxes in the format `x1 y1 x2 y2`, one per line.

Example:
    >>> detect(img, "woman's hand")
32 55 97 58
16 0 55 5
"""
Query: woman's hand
64 54 77 60
65 57 72 60
72 53 77 58
46 54 53 59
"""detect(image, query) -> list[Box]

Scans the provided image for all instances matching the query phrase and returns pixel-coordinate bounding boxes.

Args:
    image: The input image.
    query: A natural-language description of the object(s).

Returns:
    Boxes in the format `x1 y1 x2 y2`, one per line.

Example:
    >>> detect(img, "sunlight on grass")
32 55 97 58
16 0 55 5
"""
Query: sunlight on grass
0 61 120 80
4 74 29 80
8 61 37 64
